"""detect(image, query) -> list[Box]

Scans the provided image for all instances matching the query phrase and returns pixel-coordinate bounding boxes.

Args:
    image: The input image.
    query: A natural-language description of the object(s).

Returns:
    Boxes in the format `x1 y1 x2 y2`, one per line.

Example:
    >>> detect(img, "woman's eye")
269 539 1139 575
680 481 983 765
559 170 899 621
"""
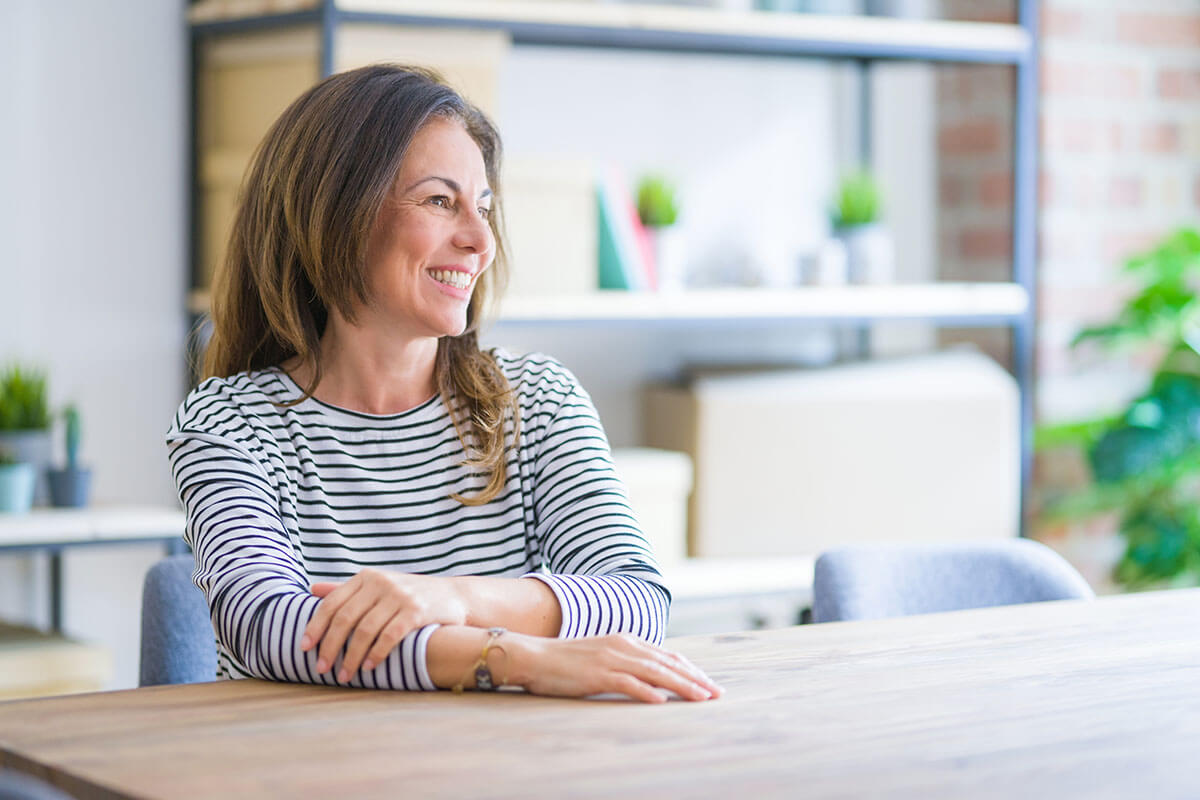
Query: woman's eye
428 195 452 209
478 207 491 219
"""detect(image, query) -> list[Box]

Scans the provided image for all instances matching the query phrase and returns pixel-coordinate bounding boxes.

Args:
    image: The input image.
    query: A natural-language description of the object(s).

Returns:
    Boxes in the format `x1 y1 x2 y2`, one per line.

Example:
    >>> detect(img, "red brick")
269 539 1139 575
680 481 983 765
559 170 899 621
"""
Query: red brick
1103 230 1162 264
1041 284 1128 319
1140 122 1180 154
1042 60 1141 100
1043 8 1086 37
939 120 1004 155
1117 13 1200 48
1108 122 1125 152
1108 176 1144 208
1039 171 1055 209
1044 118 1098 154
1157 68 1200 100
960 227 1012 261
980 171 1012 207
940 176 966 205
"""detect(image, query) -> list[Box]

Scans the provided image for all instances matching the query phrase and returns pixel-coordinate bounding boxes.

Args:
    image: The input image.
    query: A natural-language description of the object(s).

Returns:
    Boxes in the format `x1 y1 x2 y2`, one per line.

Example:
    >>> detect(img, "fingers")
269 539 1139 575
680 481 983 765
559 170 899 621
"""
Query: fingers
342 604 419 679
654 649 724 698
314 589 376 678
300 581 354 654
611 651 712 702
362 615 416 673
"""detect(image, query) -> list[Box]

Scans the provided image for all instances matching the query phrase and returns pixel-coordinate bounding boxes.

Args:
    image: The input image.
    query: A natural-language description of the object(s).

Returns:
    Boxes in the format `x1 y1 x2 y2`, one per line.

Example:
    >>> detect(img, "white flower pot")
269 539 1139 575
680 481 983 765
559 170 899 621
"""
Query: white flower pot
834 223 895 284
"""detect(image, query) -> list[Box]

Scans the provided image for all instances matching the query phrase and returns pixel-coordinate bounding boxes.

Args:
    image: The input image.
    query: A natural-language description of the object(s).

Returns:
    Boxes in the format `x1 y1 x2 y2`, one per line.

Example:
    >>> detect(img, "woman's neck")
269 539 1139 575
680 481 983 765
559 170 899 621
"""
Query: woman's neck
286 314 440 415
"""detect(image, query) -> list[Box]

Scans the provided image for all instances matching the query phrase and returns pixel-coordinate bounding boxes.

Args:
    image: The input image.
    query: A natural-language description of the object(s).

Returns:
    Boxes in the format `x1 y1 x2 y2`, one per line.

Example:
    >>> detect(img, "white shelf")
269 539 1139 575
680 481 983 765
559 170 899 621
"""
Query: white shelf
189 0 1030 64
0 506 185 549
497 283 1029 324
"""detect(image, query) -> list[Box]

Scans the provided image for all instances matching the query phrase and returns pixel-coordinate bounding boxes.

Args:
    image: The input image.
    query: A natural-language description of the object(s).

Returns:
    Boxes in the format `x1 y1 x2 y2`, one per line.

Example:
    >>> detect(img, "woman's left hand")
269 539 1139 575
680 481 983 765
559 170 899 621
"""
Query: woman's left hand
301 568 468 681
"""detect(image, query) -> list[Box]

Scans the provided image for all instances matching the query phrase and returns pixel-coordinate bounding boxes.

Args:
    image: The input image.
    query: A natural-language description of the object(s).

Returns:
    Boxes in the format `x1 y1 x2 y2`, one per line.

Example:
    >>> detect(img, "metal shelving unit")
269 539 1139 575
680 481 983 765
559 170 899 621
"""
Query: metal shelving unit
188 0 1040 527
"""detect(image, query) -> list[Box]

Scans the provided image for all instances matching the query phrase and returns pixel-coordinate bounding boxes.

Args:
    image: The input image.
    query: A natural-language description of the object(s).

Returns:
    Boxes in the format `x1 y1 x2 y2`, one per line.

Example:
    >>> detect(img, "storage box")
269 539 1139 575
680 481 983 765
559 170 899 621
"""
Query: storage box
0 620 112 700
643 350 1020 557
610 448 693 565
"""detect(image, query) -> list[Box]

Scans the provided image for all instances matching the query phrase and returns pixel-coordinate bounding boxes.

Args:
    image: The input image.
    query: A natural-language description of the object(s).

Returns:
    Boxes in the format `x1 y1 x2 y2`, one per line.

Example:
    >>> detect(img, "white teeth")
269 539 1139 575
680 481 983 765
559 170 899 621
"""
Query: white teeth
431 270 471 290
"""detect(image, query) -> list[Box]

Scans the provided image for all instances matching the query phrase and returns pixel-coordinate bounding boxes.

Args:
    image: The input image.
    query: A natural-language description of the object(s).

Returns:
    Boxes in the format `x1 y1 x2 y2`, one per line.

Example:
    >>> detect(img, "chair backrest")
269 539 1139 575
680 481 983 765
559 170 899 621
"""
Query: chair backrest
139 554 217 686
0 770 75 800
811 539 1094 624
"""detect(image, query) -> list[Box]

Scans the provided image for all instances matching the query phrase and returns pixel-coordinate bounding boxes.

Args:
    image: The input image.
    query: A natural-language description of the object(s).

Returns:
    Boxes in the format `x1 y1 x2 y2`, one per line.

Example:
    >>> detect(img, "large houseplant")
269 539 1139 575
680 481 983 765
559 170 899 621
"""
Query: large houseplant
0 365 52 506
1036 227 1200 588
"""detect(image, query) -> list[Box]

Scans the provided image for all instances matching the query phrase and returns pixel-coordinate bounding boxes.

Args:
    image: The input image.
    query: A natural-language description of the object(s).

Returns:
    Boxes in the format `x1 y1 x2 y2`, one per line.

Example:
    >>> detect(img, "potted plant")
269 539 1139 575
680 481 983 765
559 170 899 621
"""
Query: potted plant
830 170 894 284
1036 227 1200 589
48 405 92 508
0 445 36 513
636 174 685 291
0 365 52 506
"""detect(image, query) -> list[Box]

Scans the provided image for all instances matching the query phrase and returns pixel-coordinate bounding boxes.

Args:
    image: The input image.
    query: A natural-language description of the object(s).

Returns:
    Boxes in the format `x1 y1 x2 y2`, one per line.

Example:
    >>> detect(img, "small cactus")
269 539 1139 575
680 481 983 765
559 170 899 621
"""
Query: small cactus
64 405 81 469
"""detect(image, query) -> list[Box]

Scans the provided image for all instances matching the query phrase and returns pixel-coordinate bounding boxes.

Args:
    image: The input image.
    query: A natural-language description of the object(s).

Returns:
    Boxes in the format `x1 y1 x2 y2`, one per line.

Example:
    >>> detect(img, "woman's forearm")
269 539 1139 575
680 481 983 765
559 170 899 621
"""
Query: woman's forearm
452 576 562 637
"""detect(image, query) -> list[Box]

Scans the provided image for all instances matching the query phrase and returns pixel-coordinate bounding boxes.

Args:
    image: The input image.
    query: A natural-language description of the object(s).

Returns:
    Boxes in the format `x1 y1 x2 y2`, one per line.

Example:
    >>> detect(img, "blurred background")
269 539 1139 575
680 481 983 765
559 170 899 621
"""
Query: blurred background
1 0 1198 692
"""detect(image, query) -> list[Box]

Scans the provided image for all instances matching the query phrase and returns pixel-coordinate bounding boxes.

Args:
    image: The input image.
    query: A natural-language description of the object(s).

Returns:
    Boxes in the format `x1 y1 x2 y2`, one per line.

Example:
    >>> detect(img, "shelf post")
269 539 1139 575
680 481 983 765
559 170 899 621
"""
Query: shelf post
1013 0 1040 535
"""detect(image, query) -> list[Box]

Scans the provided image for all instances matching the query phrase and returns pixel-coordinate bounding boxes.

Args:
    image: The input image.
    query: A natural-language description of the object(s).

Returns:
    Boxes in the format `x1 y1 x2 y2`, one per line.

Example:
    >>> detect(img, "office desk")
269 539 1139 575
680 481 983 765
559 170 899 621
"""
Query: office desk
2 589 1198 799
0 507 186 631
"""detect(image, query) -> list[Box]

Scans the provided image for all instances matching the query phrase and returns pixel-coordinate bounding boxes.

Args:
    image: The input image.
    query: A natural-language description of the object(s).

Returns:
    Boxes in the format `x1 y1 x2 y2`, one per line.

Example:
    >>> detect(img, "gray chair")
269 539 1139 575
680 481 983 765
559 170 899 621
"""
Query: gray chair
139 554 217 686
0 770 75 800
811 539 1094 623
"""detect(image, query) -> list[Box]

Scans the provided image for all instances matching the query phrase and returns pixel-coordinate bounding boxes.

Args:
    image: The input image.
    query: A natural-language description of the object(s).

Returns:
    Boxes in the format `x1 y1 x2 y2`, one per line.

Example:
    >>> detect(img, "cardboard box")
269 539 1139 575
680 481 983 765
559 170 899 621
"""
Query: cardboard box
643 350 1020 557
610 447 693 565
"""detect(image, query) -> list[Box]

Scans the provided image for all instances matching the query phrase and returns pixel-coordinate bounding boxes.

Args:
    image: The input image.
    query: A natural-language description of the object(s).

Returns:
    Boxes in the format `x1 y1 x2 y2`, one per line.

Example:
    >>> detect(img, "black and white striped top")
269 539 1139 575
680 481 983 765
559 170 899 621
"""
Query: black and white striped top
166 350 669 690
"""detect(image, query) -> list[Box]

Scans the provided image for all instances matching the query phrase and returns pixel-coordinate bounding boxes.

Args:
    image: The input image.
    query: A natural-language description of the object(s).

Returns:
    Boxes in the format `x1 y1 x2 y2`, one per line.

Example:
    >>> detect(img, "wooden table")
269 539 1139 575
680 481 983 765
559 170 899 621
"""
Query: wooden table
2 589 1198 799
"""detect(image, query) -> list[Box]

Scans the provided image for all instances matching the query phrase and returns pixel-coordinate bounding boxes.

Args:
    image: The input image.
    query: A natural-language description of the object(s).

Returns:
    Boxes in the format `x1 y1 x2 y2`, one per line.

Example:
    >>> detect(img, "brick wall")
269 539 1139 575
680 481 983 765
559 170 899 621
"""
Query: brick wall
937 0 1200 587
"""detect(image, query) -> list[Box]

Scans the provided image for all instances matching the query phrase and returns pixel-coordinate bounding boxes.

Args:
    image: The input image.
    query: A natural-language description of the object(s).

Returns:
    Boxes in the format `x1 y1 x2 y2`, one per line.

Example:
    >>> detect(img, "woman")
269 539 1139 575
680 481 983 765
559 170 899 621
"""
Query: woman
167 65 721 703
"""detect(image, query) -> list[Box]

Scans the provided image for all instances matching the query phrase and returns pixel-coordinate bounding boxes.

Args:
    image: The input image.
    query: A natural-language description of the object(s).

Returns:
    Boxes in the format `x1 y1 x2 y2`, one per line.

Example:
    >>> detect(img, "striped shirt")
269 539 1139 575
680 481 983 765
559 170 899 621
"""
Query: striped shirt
166 350 669 690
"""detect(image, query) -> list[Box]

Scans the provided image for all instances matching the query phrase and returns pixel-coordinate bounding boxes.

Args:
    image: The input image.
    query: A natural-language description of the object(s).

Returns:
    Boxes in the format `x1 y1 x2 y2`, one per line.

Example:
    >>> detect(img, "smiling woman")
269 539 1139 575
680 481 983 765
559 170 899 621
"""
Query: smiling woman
169 65 721 704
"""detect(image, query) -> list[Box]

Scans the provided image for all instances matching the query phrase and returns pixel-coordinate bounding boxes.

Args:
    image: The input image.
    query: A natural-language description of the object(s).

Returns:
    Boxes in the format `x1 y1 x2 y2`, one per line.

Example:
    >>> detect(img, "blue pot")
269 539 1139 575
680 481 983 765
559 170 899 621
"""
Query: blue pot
49 467 92 508
0 430 52 506
0 463 37 513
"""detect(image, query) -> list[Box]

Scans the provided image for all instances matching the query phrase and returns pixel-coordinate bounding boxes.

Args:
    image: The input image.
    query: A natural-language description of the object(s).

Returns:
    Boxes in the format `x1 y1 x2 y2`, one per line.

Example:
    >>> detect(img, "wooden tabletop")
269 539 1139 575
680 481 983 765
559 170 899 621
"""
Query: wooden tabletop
2 589 1199 799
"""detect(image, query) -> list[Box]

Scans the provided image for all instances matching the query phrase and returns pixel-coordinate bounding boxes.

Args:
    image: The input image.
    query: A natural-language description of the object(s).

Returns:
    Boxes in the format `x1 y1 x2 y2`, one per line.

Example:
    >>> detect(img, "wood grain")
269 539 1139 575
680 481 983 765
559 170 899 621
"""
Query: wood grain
2 590 1199 799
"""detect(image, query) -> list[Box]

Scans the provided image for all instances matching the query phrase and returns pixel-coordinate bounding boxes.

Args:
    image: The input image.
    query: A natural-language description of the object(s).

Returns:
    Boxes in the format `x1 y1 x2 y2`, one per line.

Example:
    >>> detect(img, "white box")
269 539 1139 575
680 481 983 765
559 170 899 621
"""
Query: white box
610 447 693 565
643 350 1020 557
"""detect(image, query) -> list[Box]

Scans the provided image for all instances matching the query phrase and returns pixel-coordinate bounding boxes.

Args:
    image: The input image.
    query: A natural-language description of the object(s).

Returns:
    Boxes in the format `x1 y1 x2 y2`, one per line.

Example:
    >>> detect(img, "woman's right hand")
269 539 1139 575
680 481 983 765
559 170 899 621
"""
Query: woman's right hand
503 633 723 704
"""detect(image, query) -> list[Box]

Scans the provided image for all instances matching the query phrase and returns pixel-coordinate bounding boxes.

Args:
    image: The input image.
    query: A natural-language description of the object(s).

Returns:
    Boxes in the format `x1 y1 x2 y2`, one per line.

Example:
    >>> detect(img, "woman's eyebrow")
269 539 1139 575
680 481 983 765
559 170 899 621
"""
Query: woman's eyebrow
404 176 492 200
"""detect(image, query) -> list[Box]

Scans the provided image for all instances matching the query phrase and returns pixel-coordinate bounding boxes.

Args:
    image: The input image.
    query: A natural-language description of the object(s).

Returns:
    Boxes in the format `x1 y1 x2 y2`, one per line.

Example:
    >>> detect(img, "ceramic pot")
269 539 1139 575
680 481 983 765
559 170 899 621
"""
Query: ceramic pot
0 463 37 513
651 226 688 292
0 430 52 506
48 467 92 508
834 222 895 284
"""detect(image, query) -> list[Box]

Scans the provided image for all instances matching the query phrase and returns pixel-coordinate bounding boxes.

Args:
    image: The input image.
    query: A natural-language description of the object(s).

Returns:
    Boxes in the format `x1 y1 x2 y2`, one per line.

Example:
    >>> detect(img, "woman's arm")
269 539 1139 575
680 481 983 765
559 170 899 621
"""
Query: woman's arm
168 429 440 689
522 377 671 643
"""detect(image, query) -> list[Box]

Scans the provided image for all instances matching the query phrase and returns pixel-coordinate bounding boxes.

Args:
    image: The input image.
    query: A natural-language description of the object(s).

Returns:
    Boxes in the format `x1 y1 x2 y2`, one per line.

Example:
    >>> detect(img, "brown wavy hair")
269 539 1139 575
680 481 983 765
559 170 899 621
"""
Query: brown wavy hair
203 64 517 505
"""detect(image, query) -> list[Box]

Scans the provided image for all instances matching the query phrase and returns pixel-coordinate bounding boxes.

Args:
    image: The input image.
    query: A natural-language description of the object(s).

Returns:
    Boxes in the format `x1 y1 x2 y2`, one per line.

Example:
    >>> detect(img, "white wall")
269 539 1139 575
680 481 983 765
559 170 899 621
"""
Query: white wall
0 0 187 688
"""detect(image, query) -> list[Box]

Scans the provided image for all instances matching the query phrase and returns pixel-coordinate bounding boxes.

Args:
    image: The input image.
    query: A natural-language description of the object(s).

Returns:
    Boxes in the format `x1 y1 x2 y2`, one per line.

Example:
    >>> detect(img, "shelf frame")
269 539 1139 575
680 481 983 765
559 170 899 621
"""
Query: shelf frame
188 0 1041 532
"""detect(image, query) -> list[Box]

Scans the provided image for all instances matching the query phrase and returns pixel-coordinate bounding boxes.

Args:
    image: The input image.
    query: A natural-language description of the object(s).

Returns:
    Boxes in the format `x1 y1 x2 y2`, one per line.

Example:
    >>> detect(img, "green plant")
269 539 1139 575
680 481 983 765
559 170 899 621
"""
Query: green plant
1036 227 1200 588
636 174 679 228
0 366 50 431
831 171 882 229
64 405 81 468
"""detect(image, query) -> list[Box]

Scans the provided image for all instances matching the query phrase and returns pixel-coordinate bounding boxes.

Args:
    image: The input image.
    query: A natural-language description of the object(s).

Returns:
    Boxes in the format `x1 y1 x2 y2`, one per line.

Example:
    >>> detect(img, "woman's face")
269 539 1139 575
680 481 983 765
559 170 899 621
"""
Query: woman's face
362 116 494 340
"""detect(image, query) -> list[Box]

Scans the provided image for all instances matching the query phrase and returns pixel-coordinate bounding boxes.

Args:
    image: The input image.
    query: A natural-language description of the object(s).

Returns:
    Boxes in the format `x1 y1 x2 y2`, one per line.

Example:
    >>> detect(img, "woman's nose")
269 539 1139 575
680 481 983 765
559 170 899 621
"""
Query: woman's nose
454 208 493 255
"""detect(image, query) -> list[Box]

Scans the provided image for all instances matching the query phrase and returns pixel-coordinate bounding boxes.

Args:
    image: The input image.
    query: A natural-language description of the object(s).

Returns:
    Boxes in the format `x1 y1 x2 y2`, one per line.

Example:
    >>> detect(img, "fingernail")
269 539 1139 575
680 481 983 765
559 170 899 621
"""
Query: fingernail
300 635 312 650
338 669 349 683
363 659 375 671
316 658 328 673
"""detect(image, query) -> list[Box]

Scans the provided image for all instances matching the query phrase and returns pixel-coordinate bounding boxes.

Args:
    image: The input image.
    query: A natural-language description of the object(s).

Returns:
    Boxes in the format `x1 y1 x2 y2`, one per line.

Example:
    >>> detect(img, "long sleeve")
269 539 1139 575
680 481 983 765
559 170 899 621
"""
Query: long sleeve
167 428 438 690
521 378 671 644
